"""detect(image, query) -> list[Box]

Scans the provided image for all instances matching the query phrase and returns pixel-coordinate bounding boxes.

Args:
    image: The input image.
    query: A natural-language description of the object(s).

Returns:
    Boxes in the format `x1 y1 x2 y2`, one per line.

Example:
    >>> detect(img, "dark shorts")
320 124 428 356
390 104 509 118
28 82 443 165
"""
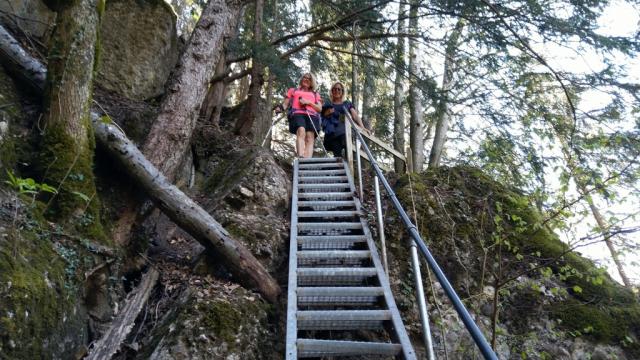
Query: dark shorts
289 114 321 135
323 133 346 157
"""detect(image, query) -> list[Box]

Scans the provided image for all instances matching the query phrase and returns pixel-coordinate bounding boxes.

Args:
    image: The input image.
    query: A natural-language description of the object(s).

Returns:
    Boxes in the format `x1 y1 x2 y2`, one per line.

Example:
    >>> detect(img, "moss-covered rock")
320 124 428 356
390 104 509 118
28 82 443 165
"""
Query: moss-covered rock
139 284 276 359
0 189 89 358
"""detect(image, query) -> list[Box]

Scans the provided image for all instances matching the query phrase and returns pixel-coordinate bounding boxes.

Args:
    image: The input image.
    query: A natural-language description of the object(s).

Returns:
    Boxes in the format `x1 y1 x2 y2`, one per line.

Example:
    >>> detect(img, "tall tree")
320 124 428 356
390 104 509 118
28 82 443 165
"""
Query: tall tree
235 0 266 136
142 0 246 181
428 18 463 169
408 0 424 172
393 1 407 173
39 0 102 232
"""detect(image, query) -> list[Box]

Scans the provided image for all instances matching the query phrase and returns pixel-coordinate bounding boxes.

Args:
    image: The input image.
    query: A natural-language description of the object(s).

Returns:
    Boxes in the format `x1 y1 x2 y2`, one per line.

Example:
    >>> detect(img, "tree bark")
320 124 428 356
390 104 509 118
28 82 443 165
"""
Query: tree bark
200 54 228 128
428 19 463 169
361 40 375 129
351 23 359 111
86 268 159 360
235 0 265 136
393 2 407 173
0 24 281 302
143 0 246 182
40 0 102 223
408 0 424 172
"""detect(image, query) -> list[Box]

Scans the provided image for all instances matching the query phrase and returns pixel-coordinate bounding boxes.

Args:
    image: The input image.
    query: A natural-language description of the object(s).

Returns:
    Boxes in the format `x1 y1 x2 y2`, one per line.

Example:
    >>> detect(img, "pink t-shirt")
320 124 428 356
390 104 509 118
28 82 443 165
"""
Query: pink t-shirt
287 88 321 115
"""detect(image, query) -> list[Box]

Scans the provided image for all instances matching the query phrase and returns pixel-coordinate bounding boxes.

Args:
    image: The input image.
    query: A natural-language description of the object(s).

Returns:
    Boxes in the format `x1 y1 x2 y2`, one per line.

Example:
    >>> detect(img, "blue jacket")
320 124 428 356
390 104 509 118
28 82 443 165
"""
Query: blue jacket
321 100 353 137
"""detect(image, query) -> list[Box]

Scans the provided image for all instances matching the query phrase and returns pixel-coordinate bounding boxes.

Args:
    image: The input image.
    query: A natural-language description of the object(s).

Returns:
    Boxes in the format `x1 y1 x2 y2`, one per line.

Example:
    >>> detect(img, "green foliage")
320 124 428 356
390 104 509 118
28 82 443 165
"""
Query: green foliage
4 170 58 196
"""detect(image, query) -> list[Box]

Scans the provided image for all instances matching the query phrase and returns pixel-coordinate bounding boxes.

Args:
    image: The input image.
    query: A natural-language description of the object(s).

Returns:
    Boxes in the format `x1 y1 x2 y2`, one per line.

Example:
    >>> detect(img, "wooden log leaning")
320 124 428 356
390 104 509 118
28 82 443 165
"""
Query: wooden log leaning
85 268 159 360
0 25 281 303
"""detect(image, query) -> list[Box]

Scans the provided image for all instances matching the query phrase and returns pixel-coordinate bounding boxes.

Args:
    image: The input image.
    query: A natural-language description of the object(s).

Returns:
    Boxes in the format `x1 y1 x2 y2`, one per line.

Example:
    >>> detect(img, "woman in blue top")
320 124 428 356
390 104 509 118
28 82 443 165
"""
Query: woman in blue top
321 82 369 157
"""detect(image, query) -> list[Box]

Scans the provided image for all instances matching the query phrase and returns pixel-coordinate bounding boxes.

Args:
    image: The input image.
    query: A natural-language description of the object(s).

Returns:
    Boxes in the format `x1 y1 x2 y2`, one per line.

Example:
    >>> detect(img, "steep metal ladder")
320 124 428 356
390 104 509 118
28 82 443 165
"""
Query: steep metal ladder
287 157 416 359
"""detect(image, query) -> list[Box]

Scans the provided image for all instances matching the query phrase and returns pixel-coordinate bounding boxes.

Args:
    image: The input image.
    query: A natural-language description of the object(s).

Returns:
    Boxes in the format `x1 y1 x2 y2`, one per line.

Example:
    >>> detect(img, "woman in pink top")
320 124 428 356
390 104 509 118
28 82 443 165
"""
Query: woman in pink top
275 73 322 158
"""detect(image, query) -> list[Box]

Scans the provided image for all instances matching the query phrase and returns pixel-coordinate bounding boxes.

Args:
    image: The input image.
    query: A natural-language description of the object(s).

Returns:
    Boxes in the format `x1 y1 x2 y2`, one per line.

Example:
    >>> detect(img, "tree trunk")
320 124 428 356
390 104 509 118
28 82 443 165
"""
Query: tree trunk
361 41 375 130
393 2 407 173
259 0 279 148
94 118 281 301
0 24 281 303
235 0 265 136
558 137 633 288
200 55 228 128
351 23 359 112
143 0 246 182
408 0 424 172
428 19 463 169
0 26 46 93
40 0 102 226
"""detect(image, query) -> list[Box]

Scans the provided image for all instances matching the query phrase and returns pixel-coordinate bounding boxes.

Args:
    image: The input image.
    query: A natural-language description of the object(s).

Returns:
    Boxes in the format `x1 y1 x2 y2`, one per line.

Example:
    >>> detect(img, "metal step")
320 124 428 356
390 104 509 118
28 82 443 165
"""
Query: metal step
298 183 351 193
297 267 377 286
297 310 391 330
298 222 362 231
297 339 402 357
299 162 344 169
297 287 384 307
298 175 348 183
297 235 367 250
297 210 361 218
299 169 346 176
297 250 370 267
298 200 356 208
298 158 341 163
297 192 353 200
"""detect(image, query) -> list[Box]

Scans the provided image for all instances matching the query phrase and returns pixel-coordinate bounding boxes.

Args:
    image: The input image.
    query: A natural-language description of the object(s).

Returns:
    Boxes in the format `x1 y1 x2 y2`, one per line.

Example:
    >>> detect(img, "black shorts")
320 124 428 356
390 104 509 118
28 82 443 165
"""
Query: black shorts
323 133 346 157
289 114 321 135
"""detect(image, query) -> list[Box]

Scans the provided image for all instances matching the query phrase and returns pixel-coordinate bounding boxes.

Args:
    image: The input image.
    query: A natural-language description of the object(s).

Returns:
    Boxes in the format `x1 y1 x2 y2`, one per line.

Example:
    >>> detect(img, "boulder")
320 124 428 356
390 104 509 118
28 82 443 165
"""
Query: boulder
98 0 179 100
0 0 55 40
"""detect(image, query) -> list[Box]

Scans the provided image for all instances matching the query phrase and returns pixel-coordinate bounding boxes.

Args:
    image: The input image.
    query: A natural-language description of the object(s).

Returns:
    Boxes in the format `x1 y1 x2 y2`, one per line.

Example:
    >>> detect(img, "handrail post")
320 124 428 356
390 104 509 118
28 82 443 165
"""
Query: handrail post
355 137 363 200
409 238 435 360
345 117 353 174
374 176 389 274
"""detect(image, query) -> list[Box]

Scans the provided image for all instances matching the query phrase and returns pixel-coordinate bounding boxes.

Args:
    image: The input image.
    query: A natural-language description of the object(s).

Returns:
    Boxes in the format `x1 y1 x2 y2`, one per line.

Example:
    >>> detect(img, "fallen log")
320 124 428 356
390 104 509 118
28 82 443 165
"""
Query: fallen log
0 25 281 302
85 268 159 360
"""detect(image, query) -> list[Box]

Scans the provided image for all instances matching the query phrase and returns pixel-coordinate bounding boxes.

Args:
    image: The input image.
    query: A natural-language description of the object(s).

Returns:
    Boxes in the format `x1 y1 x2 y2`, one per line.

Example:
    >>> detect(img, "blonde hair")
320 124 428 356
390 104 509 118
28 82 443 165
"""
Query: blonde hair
329 81 346 100
298 73 317 91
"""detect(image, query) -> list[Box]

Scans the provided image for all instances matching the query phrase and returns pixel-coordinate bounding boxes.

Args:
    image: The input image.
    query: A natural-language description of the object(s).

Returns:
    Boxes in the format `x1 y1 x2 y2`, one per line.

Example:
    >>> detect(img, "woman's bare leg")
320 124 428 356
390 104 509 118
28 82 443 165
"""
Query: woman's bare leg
296 127 306 157
304 131 315 158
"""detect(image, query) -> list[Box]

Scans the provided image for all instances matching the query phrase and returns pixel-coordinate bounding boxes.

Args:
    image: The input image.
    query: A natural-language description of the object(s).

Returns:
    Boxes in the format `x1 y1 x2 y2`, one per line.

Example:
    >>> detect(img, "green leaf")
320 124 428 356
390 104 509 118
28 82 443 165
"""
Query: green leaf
572 285 583 294
71 191 91 203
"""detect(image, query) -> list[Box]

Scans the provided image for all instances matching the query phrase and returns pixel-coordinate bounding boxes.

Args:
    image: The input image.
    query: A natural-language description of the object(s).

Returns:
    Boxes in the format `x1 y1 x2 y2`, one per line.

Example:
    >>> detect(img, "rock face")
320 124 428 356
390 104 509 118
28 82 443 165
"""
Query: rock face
0 190 90 359
98 0 179 100
200 146 291 275
0 0 55 40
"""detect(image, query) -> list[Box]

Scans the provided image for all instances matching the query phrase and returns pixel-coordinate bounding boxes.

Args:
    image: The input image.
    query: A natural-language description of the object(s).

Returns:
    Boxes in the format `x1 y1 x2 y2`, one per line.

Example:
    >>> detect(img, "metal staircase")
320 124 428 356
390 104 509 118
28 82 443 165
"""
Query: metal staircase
286 157 416 359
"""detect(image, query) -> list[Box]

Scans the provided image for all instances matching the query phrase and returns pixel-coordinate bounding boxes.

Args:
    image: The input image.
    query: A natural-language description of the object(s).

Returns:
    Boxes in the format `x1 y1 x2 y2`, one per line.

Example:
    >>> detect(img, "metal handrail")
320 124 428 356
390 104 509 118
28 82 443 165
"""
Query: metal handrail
345 115 499 360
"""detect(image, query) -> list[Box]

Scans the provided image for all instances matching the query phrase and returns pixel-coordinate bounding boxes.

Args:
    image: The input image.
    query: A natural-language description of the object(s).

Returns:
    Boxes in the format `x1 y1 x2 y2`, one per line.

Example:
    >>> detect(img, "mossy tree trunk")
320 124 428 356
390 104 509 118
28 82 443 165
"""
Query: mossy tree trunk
40 0 104 238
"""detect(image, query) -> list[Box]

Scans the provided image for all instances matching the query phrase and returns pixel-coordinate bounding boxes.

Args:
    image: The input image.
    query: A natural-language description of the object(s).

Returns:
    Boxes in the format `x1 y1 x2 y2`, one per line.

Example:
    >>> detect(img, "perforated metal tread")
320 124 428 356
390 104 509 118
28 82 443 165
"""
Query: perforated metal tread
286 158 416 359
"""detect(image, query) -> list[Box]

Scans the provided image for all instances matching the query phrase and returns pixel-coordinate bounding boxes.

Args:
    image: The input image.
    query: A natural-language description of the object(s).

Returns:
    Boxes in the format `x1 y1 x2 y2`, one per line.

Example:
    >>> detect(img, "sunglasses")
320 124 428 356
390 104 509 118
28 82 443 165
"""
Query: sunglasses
331 88 343 92
302 76 312 80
